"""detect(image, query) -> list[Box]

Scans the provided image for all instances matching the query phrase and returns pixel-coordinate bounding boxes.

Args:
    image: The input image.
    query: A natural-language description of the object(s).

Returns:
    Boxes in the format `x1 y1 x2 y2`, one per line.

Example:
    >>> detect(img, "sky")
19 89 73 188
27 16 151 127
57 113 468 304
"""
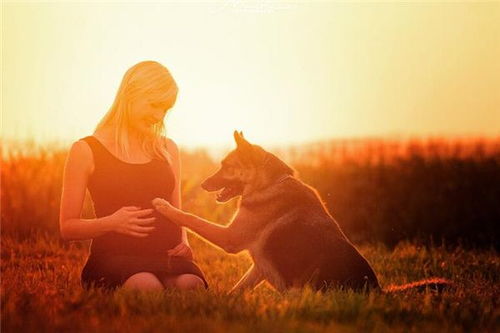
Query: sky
2 1 499 152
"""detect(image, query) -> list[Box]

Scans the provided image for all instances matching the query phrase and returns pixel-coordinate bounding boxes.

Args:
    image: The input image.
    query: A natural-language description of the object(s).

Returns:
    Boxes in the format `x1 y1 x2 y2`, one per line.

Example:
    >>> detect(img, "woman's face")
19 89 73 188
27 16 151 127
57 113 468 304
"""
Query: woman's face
128 95 174 134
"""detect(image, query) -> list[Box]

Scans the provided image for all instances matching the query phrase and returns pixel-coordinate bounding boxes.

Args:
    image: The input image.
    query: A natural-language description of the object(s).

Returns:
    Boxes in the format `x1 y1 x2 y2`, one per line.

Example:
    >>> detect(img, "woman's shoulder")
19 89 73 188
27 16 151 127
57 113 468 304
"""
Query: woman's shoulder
73 137 94 155
160 135 175 145
66 138 95 175
160 136 179 156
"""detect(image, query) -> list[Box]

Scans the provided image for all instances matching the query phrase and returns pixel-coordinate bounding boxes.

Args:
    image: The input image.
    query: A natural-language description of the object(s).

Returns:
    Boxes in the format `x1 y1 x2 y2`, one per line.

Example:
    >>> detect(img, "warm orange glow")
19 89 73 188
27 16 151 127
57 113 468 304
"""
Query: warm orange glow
3 2 499 150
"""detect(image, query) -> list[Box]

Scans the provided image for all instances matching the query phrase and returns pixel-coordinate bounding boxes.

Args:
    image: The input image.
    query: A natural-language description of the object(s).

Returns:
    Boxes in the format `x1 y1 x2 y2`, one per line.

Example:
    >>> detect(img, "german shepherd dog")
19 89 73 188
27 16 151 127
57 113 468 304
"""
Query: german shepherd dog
152 131 449 294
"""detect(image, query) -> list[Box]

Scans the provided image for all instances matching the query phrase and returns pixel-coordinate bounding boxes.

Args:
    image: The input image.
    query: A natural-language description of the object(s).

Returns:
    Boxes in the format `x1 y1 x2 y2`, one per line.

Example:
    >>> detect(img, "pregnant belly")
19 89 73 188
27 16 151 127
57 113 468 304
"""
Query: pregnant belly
90 212 182 256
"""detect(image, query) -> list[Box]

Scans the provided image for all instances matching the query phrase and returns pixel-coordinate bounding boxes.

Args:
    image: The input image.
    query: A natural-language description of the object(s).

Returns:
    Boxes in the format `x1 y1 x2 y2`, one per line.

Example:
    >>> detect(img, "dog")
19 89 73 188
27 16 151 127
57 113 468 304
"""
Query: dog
152 131 449 294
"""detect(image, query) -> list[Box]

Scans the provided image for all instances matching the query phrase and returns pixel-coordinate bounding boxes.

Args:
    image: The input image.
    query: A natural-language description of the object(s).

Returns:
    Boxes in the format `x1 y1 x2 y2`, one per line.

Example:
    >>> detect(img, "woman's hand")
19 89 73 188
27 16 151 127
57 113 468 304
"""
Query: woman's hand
107 206 156 238
167 242 194 261
151 198 185 225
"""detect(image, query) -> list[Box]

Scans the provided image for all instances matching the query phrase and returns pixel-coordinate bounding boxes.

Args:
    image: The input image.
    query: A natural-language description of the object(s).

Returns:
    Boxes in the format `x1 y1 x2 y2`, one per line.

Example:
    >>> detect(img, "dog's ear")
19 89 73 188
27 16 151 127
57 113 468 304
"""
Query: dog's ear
234 130 245 143
234 130 256 164
234 130 241 144
234 130 252 150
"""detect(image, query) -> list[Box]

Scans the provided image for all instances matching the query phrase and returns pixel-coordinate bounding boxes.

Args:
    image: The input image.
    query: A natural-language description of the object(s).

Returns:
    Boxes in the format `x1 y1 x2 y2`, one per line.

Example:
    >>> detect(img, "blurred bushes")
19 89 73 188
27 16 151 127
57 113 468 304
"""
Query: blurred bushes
287 138 500 249
1 137 499 249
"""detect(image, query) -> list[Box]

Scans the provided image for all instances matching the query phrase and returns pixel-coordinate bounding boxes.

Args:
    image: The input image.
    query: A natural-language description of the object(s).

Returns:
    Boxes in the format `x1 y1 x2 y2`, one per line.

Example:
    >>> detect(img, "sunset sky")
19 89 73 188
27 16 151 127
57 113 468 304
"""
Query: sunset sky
3 1 499 151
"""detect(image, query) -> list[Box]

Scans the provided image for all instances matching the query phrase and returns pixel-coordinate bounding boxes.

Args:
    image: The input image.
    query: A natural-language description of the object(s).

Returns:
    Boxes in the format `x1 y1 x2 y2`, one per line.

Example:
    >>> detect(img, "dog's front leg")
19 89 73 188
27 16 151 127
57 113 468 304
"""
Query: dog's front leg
153 198 240 253
180 213 238 253
228 264 264 294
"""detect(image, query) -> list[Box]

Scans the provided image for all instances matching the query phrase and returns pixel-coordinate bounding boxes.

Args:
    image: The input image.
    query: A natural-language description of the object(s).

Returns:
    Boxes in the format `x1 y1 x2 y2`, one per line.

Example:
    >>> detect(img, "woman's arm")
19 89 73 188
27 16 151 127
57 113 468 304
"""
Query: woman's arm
59 140 114 240
164 137 189 246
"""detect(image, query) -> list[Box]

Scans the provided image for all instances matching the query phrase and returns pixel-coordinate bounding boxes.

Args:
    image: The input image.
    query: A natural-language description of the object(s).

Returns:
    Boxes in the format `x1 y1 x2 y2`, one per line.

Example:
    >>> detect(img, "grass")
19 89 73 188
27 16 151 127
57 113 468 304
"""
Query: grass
1 137 499 332
1 233 498 332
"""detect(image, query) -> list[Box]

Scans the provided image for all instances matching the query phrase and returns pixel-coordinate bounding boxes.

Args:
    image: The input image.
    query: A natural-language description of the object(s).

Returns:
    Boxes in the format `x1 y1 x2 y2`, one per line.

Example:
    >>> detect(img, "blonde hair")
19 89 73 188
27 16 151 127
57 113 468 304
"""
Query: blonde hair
94 60 178 164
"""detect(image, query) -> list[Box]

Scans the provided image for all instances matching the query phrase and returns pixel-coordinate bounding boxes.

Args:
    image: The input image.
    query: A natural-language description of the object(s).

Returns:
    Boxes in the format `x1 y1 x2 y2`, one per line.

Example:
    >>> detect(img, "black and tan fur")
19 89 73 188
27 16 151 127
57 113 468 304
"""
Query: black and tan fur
152 131 449 294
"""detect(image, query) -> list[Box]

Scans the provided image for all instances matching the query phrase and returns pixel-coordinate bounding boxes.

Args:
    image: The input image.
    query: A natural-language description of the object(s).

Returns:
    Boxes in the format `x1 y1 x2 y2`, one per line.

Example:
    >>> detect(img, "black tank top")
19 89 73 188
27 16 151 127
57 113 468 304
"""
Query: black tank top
80 135 182 256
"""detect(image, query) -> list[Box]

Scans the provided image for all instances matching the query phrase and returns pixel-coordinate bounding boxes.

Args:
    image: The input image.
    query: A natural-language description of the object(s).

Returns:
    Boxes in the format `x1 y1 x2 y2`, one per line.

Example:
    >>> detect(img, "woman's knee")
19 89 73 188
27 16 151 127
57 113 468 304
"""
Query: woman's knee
122 272 164 291
173 274 205 290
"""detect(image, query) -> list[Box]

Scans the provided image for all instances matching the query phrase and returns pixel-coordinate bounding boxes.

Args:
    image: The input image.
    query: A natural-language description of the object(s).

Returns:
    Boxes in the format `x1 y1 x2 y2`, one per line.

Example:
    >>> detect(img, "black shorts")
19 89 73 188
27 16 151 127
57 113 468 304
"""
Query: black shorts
81 253 209 292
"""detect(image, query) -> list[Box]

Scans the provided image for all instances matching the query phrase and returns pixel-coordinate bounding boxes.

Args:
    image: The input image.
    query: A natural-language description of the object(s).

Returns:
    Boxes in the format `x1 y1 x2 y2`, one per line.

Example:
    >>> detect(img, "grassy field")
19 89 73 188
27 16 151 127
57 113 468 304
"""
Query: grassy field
1 233 498 332
1 137 499 332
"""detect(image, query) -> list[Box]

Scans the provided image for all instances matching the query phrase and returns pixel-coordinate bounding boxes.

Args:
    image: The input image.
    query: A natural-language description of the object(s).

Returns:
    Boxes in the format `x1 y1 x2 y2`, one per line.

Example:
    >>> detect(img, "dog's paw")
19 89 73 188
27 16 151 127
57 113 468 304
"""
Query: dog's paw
152 197 169 208
152 198 174 216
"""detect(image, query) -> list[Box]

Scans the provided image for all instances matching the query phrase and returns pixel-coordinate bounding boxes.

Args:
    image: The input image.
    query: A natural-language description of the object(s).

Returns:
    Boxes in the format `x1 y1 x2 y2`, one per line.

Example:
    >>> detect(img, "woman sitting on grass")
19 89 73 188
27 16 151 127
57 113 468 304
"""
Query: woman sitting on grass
59 60 209 292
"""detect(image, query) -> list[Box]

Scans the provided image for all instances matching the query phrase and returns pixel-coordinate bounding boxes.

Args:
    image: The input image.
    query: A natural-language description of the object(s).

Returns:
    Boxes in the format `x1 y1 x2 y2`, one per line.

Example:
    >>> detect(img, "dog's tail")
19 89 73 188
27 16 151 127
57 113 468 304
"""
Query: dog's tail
382 277 452 293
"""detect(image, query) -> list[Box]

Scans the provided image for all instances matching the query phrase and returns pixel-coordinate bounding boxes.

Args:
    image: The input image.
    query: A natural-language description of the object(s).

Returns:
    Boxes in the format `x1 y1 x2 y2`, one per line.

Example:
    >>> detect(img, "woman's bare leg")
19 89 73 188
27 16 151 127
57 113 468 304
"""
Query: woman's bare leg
162 274 205 290
122 272 164 291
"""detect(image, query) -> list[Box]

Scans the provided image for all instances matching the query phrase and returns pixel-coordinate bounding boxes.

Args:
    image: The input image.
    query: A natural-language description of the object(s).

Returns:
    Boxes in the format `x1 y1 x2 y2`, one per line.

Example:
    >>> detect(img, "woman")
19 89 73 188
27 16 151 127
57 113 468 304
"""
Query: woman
59 60 208 292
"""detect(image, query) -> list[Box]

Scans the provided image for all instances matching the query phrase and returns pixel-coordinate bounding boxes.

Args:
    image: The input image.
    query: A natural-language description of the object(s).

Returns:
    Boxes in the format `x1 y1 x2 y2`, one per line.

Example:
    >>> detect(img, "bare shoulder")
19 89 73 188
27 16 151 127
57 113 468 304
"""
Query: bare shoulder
69 139 94 174
161 136 180 157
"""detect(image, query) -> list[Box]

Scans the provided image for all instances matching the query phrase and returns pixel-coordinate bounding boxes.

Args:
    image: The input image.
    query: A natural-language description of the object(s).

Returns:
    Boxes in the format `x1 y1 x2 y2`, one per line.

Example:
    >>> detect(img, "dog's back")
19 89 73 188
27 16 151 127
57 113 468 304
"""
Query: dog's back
245 177 380 292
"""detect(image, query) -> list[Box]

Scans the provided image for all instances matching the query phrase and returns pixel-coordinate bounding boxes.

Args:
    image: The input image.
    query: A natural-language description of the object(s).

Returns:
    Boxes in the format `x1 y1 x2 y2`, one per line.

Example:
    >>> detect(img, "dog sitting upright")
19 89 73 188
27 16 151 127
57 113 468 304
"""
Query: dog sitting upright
152 130 380 293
